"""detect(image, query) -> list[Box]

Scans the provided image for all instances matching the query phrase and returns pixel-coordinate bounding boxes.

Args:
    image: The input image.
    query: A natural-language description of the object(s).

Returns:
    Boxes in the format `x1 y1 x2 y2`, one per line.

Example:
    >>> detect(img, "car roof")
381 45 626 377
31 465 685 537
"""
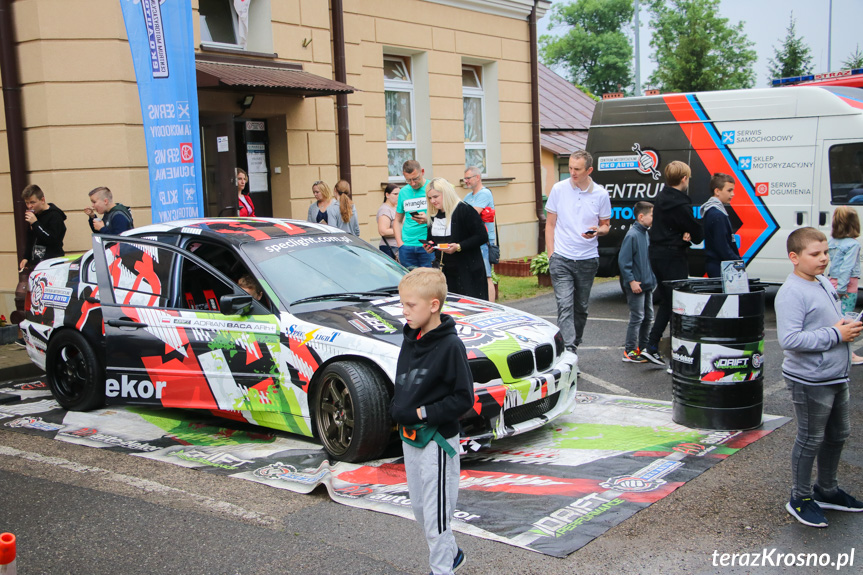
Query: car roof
126 218 345 246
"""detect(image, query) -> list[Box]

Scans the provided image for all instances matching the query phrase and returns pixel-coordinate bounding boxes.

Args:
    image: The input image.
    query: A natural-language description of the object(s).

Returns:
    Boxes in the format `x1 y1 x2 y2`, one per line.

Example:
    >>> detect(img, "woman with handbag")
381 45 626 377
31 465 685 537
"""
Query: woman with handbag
377 184 400 262
463 166 497 301
424 178 489 300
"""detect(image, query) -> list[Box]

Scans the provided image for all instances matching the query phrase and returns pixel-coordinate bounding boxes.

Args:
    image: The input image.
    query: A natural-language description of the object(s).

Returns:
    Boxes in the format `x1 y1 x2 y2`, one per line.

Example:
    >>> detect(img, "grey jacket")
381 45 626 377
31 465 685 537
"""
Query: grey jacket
618 222 656 291
776 272 850 385
307 201 331 225
325 203 360 236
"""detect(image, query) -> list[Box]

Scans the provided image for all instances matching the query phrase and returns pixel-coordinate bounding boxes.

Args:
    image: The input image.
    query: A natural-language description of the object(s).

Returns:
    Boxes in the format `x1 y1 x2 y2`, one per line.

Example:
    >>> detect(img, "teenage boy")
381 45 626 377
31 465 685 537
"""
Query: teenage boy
237 275 263 301
392 268 473 574
641 161 703 366
394 160 434 269
85 186 134 235
701 173 740 278
19 184 67 273
776 227 863 528
618 202 656 363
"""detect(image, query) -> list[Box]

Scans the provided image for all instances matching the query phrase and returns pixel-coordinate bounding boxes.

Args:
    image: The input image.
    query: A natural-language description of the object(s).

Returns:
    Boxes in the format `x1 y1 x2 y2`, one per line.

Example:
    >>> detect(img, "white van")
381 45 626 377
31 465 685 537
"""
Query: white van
586 86 863 283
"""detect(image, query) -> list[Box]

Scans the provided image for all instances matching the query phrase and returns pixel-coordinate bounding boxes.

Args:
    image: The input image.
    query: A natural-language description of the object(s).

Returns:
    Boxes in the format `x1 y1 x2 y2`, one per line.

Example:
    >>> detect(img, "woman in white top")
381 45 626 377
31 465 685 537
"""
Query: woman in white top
377 183 399 261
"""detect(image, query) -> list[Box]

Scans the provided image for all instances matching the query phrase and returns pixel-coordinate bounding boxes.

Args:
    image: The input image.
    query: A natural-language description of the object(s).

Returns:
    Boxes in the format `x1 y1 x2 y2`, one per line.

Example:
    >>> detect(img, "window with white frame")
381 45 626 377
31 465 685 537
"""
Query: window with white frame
199 0 272 53
463 65 486 174
384 56 416 179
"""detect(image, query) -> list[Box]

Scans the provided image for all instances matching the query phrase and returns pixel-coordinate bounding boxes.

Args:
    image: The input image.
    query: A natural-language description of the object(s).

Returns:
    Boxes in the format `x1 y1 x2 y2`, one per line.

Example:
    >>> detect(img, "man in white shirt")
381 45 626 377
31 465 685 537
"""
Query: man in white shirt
545 150 611 353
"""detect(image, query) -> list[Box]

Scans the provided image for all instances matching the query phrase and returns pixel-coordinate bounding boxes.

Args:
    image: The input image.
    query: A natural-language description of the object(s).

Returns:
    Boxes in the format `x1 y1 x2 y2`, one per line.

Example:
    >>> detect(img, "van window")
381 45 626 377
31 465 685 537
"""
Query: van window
829 143 863 205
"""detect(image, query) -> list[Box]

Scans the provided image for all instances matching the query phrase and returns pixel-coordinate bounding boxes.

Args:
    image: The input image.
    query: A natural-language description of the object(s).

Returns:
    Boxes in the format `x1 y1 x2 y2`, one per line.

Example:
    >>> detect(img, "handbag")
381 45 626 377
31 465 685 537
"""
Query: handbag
487 218 500 264
488 242 500 264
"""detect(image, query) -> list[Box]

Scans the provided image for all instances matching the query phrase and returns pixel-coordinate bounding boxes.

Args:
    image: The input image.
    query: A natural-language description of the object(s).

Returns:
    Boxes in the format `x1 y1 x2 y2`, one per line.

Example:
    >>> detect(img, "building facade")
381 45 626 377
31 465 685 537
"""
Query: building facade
0 0 551 315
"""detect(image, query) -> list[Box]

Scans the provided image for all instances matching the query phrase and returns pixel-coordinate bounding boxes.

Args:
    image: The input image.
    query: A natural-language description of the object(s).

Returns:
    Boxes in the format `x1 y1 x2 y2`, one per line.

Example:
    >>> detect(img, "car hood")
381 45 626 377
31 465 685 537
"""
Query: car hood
292 294 559 357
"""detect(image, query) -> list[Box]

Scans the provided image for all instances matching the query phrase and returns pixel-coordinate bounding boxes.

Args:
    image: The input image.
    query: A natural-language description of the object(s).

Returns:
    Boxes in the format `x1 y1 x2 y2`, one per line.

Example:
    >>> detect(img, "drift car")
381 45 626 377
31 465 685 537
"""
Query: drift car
21 218 577 462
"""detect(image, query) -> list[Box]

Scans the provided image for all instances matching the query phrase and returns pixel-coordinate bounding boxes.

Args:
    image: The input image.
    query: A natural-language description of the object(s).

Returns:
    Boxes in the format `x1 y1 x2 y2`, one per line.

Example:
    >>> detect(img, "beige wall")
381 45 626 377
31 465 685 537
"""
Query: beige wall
342 0 539 259
0 0 543 315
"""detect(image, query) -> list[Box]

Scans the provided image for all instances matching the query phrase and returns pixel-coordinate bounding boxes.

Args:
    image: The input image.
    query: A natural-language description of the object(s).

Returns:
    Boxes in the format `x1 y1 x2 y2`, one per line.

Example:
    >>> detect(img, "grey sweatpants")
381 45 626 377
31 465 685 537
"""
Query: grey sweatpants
403 435 461 575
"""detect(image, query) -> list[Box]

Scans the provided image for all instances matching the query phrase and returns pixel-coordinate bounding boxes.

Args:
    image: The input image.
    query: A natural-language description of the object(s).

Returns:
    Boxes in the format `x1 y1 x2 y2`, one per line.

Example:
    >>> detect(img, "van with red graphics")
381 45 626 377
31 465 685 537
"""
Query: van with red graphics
587 86 863 283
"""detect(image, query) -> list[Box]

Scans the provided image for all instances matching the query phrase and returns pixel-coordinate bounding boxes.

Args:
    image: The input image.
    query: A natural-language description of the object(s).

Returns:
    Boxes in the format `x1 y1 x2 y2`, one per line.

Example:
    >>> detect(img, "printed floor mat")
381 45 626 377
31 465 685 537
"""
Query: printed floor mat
0 381 788 557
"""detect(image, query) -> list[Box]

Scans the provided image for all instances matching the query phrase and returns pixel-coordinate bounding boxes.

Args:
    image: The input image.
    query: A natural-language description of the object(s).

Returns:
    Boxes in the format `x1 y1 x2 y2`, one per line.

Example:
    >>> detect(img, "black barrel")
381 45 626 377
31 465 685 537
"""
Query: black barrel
670 281 765 430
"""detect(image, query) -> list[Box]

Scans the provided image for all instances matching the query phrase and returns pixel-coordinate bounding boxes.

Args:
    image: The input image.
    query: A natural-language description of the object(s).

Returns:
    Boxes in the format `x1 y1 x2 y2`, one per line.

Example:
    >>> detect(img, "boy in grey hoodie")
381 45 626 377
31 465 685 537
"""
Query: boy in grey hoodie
776 227 863 528
618 202 656 363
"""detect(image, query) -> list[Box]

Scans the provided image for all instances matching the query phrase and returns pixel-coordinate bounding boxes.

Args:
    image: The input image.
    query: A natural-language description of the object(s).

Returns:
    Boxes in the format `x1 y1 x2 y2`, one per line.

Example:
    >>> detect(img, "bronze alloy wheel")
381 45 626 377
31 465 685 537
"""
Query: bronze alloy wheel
313 361 390 462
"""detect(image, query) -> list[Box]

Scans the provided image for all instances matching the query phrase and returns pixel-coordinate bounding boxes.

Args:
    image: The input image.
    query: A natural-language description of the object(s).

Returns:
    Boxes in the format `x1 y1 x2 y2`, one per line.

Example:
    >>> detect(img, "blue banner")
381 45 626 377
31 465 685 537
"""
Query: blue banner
119 0 204 223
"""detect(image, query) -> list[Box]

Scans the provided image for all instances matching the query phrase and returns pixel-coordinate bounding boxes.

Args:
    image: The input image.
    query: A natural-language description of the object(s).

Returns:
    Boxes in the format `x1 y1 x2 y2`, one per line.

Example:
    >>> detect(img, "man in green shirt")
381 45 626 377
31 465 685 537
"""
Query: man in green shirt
394 159 434 269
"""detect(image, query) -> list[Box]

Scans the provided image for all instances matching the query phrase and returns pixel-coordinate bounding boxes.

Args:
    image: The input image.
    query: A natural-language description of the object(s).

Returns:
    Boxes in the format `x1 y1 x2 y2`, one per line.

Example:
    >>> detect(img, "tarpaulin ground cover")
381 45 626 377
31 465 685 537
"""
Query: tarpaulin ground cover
0 381 787 557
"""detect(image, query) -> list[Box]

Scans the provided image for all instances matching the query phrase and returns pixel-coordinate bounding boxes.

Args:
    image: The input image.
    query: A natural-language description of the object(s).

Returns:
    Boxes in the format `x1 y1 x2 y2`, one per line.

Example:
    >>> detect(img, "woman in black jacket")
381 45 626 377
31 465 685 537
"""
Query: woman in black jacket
423 177 489 300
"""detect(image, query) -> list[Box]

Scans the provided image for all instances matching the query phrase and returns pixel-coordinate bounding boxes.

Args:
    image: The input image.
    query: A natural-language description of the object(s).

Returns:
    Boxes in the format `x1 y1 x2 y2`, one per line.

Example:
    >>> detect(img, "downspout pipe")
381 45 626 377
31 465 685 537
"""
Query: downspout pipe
0 0 27 266
529 1 546 253
331 0 351 185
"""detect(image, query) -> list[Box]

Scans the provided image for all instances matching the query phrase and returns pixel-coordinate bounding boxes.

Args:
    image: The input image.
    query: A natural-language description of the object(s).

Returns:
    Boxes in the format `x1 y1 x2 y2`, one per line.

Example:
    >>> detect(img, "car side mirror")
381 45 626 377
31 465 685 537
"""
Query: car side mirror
220 293 253 316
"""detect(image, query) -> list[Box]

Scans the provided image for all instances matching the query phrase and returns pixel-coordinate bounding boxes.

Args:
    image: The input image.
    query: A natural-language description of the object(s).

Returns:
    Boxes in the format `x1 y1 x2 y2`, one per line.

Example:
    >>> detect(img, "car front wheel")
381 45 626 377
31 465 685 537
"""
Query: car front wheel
46 330 105 411
313 361 390 463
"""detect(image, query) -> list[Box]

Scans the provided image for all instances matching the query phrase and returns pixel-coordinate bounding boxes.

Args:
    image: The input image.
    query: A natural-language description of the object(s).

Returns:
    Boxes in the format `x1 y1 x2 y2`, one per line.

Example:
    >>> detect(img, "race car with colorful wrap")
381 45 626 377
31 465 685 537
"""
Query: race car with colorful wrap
20 218 577 462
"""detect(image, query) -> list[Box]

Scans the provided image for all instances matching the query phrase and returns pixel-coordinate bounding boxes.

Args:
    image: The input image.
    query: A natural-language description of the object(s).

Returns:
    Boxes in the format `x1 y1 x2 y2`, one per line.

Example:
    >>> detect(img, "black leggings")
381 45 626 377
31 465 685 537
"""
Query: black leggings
647 254 689 349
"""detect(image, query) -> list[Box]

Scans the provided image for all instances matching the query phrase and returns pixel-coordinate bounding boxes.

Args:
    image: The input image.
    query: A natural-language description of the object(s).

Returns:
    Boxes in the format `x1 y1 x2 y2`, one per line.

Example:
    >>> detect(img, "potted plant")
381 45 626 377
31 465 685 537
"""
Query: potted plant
530 252 552 287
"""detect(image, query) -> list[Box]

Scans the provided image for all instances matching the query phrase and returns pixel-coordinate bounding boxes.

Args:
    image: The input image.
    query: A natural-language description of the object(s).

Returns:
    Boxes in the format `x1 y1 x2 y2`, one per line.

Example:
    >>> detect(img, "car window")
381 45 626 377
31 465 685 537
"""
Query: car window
829 142 863 204
243 236 406 306
181 240 272 311
102 240 176 307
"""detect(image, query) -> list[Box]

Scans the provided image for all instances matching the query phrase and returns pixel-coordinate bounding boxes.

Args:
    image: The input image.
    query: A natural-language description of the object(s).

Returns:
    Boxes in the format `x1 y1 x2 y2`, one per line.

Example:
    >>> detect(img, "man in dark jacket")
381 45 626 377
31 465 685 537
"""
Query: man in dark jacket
641 161 703 366
85 186 133 235
19 184 66 272
701 173 740 278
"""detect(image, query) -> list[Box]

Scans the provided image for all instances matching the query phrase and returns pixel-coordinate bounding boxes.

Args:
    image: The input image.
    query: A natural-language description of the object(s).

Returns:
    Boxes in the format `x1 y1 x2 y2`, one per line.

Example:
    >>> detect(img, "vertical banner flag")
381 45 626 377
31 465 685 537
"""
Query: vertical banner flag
119 0 204 223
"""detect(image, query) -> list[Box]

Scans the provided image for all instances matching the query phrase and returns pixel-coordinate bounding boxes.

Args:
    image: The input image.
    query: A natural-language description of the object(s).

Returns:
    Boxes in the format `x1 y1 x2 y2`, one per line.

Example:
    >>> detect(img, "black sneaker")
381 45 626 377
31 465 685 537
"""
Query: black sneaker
622 350 648 363
641 348 666 366
785 496 828 527
813 485 863 512
453 548 466 572
14 338 25 348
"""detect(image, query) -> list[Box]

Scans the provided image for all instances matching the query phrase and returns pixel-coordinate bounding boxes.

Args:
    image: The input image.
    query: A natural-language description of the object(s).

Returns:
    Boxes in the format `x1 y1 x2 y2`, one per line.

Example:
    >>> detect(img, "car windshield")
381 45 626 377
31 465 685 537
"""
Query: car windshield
243 235 406 308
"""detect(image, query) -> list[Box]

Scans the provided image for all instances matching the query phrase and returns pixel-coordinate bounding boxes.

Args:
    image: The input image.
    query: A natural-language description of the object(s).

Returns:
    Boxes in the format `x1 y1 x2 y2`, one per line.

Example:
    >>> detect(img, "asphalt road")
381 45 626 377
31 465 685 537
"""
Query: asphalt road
1 281 861 575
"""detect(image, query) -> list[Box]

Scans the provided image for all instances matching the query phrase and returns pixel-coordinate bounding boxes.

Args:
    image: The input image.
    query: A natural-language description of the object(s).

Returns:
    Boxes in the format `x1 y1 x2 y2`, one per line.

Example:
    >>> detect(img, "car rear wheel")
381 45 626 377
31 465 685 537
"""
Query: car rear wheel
313 361 390 463
46 330 104 411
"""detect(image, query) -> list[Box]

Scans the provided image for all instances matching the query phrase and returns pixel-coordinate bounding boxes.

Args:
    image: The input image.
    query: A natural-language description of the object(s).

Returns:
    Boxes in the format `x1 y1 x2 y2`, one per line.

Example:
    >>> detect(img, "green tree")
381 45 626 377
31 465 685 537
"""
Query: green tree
539 0 634 96
767 12 813 82
843 45 863 70
647 0 756 93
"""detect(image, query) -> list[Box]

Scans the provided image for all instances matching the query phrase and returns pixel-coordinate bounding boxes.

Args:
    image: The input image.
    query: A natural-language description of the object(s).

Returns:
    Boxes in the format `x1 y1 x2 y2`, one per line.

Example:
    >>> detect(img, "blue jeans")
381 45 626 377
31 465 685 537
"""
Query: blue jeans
549 253 598 351
399 245 434 269
479 243 491 277
624 285 654 352
786 378 850 499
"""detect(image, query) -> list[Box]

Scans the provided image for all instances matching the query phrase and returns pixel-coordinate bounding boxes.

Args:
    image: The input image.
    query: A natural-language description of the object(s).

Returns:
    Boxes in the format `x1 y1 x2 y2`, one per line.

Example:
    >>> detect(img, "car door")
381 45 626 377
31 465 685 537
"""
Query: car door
92 235 283 418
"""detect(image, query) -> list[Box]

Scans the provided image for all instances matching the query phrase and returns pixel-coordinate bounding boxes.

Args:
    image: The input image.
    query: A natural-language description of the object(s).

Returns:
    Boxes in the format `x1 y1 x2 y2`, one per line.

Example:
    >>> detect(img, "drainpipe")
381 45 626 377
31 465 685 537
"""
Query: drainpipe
331 0 351 185
0 0 29 322
529 1 546 253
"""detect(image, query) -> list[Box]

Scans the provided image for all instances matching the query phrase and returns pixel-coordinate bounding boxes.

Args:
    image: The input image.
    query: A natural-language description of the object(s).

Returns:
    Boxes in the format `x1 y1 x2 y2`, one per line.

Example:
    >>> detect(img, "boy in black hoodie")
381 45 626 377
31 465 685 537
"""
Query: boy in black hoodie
641 161 703 366
19 184 66 273
393 268 473 575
